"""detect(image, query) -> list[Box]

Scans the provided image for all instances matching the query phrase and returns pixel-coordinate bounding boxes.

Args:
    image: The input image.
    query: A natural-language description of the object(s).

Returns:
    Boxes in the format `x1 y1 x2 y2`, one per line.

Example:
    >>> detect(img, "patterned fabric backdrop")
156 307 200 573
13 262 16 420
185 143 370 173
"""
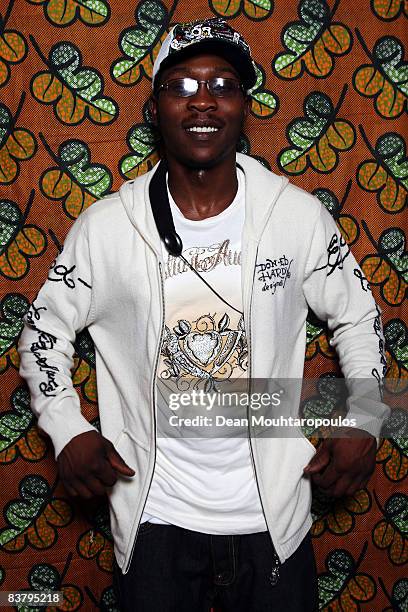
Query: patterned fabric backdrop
0 0 406 609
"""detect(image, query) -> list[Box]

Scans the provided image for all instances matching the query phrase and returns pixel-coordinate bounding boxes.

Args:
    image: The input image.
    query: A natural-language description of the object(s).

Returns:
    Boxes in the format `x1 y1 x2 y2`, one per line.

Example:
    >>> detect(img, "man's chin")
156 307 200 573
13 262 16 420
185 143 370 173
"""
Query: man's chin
171 148 235 170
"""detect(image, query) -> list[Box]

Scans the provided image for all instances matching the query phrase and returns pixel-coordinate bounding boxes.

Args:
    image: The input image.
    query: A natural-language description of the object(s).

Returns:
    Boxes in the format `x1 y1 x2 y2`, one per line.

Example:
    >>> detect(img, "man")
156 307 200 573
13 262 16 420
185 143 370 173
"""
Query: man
19 17 389 612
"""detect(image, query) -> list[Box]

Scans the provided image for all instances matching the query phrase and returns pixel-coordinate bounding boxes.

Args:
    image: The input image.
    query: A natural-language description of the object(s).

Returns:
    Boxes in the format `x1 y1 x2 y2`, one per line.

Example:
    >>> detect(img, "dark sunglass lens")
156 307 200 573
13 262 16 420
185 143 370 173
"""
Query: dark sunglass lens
209 78 240 96
167 78 198 97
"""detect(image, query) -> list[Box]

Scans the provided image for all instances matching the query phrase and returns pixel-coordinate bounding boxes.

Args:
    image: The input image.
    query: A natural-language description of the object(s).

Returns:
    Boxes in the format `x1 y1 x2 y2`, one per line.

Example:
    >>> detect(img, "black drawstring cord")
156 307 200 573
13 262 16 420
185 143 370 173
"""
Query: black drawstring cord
179 253 243 316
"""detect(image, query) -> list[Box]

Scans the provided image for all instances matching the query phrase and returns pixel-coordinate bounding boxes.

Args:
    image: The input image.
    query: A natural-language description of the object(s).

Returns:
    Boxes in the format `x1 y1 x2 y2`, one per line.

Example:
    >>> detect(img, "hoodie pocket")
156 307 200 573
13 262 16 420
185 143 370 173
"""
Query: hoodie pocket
297 429 317 457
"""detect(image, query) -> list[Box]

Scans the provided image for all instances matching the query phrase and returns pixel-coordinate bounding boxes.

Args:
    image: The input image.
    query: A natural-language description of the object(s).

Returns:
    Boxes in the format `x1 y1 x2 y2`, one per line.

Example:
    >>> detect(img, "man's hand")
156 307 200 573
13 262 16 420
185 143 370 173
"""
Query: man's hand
303 428 377 497
57 431 135 499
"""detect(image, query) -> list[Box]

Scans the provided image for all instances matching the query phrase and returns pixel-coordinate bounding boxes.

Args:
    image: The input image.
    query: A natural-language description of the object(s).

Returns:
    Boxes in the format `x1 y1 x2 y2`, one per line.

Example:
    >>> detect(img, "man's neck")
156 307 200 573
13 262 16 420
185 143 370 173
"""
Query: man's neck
166 156 238 221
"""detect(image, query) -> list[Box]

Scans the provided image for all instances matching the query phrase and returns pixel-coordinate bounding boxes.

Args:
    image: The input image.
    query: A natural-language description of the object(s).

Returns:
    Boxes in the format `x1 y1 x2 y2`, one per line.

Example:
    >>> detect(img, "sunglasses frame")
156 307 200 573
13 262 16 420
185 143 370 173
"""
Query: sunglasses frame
157 77 245 98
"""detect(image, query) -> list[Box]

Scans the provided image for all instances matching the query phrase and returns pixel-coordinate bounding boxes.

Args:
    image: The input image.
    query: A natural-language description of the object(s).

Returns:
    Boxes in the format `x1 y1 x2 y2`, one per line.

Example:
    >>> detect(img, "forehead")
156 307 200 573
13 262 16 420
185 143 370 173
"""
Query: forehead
159 53 239 81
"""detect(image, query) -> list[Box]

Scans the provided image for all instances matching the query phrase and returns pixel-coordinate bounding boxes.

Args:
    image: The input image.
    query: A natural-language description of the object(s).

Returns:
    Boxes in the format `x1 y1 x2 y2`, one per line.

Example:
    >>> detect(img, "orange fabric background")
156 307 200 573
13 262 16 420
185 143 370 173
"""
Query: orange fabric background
0 0 406 609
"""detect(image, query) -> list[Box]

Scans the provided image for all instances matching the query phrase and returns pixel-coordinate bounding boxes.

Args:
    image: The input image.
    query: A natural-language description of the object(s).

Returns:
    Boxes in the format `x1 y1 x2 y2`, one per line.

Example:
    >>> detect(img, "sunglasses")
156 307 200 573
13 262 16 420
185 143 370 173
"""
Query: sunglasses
157 77 245 98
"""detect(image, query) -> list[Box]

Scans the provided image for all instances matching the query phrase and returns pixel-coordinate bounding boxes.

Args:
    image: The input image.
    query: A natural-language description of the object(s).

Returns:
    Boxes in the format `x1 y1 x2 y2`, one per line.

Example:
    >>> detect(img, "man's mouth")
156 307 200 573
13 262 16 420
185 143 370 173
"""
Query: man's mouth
186 126 220 133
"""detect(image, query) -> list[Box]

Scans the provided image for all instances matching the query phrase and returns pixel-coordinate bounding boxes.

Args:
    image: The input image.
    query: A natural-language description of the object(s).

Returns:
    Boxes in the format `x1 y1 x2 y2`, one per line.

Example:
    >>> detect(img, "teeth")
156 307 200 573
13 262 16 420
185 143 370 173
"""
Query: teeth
187 126 219 133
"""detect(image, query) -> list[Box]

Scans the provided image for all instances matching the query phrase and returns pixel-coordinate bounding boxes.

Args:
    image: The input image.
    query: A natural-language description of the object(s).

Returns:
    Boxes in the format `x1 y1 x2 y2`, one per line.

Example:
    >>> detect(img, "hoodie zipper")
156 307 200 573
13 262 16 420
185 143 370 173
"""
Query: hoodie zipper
124 261 165 574
245 241 281 585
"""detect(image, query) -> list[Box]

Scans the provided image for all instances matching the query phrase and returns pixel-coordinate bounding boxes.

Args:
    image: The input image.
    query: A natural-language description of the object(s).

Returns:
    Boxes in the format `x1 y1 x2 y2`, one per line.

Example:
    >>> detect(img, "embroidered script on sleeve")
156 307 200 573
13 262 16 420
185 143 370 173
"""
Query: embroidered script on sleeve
48 260 91 289
354 268 371 292
29 327 61 397
371 305 388 398
26 304 64 398
315 233 350 276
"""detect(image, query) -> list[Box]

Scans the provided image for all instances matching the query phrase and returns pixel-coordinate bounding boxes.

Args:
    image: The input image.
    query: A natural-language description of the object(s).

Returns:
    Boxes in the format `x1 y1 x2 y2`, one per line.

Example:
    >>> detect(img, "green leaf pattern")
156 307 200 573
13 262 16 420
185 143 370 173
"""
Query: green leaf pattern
0 387 34 453
111 0 169 85
0 295 30 357
374 37 408 99
119 124 158 179
0 476 50 546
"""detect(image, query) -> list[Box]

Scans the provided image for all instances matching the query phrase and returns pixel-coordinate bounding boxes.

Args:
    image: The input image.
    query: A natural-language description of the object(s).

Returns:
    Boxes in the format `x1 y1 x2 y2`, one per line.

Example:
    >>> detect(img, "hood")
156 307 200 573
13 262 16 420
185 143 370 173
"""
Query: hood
236 152 289 243
118 152 290 257
119 163 163 258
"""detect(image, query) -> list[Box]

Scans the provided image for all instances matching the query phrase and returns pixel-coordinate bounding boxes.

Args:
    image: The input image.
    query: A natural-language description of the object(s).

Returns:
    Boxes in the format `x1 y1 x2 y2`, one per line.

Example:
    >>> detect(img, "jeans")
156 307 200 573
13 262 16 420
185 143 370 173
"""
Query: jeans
113 523 319 612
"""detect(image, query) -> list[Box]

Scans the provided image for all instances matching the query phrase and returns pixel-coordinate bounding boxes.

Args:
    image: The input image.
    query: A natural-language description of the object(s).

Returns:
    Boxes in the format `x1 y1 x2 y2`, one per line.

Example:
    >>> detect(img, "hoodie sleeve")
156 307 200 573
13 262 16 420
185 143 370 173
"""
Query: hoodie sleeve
302 201 390 439
18 214 99 459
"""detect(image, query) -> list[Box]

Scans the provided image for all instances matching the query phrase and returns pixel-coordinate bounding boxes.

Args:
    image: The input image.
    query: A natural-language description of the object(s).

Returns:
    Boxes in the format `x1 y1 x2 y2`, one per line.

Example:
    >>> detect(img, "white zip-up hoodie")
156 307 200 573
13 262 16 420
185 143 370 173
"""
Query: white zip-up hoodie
18 153 389 573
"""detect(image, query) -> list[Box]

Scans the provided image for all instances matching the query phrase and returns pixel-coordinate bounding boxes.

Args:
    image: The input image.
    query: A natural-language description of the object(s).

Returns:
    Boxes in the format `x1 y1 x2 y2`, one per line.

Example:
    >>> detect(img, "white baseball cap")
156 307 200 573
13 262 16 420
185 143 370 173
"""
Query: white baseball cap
152 17 257 92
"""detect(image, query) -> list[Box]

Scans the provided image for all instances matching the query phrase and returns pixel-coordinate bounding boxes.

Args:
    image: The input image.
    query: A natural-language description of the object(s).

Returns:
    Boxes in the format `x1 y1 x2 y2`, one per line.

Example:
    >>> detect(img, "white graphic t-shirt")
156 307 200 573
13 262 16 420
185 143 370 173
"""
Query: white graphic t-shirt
142 170 267 534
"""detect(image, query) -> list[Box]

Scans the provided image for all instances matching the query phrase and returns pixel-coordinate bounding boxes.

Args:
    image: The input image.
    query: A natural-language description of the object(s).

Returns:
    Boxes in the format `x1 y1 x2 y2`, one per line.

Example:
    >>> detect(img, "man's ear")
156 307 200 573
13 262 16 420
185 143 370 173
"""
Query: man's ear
148 96 158 126
243 94 251 119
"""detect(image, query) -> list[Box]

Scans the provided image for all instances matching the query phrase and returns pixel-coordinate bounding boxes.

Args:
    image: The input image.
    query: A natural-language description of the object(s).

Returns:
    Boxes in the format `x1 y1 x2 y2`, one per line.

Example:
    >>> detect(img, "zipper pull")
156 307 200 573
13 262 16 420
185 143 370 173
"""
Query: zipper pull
269 553 280 586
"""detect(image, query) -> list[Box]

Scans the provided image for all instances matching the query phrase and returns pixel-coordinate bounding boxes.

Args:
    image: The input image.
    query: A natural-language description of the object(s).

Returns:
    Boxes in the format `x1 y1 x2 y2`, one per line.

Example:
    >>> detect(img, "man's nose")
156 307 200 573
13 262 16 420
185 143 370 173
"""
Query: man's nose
187 82 218 111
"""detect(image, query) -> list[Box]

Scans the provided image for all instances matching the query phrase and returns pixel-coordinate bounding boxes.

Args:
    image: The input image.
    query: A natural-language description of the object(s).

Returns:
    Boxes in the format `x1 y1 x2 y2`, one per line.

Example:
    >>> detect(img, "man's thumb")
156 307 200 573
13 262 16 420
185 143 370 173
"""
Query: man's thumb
107 446 135 476
303 443 330 475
